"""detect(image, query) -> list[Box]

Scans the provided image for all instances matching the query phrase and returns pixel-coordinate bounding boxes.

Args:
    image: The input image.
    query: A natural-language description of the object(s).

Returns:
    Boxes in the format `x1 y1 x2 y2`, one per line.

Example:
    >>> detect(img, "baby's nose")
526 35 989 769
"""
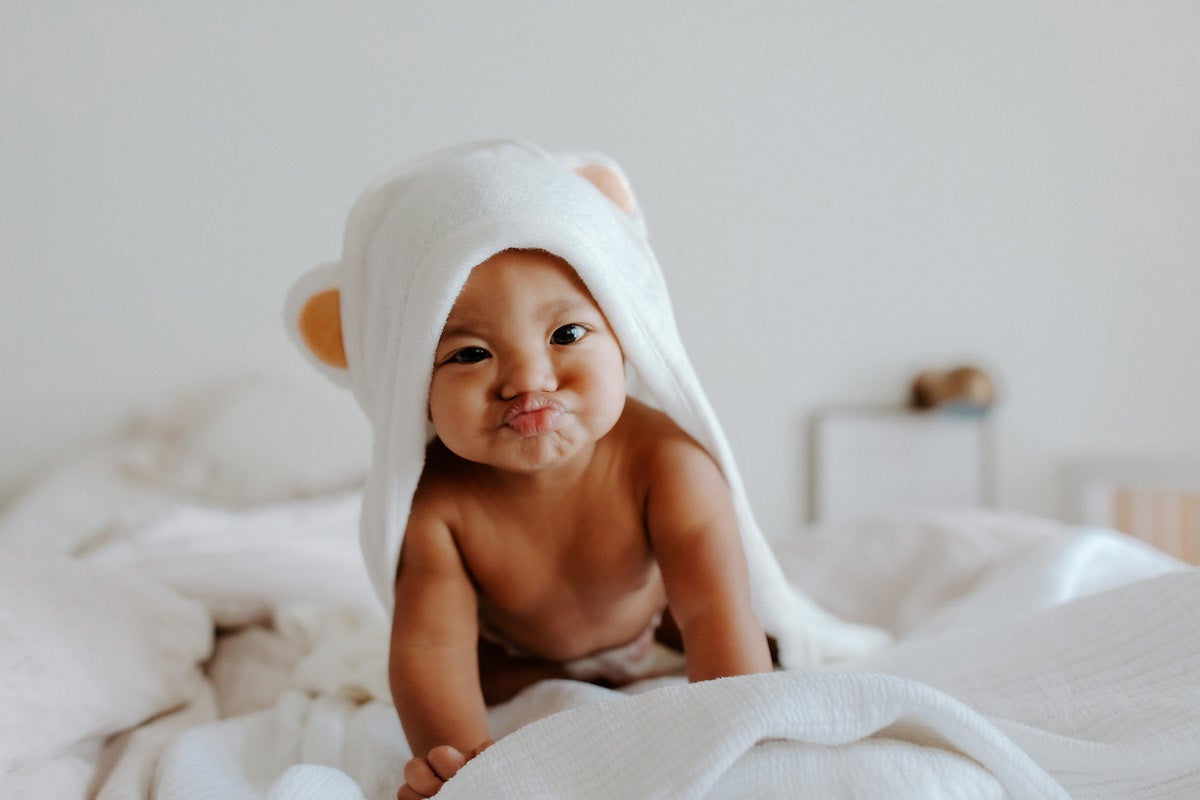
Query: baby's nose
499 350 558 398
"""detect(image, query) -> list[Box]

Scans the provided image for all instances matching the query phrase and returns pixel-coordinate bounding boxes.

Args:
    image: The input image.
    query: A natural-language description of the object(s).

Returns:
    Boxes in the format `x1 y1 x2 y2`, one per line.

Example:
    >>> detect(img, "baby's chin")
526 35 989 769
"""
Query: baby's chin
438 412 620 474
499 430 593 472
468 421 609 474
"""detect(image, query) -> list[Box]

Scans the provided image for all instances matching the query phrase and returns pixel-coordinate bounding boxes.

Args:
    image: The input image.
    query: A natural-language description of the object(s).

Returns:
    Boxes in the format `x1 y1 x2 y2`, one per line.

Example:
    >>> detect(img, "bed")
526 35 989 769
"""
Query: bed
2 373 1198 799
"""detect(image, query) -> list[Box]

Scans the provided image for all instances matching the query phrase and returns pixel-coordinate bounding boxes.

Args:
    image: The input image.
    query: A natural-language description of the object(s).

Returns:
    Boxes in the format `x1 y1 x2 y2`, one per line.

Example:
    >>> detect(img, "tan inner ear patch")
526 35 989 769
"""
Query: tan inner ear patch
575 163 637 216
299 288 347 369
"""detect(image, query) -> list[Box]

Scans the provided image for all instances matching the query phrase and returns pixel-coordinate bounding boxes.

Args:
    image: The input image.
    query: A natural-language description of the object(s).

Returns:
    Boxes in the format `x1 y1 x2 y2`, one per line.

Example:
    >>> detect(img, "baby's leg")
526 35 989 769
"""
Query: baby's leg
477 637 569 705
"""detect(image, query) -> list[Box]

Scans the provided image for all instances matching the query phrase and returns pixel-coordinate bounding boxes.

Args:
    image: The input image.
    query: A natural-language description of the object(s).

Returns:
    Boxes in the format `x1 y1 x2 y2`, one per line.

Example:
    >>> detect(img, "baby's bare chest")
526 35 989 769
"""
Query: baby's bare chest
470 507 654 603
457 500 664 655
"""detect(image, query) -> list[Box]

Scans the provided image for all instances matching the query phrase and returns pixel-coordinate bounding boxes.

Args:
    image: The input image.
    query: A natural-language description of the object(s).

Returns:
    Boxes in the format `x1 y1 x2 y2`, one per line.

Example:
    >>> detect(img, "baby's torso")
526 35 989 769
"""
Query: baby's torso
456 464 667 662
419 399 676 662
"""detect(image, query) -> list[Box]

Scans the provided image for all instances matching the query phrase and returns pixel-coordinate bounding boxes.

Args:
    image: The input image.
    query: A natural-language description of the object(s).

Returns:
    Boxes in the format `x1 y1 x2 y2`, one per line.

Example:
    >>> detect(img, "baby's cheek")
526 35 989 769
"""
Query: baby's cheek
427 396 478 455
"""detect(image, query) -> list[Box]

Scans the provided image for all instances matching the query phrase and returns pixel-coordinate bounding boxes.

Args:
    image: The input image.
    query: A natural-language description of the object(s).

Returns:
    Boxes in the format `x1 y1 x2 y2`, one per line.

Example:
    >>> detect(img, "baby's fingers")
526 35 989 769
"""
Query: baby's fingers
401 756 447 798
397 744 477 798
426 745 468 781
397 783 428 800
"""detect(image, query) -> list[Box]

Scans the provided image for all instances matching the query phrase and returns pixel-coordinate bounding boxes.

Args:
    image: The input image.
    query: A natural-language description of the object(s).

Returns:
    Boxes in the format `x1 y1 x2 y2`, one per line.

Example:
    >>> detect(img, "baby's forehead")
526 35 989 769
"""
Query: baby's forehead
441 293 590 335
441 251 602 327
440 292 599 340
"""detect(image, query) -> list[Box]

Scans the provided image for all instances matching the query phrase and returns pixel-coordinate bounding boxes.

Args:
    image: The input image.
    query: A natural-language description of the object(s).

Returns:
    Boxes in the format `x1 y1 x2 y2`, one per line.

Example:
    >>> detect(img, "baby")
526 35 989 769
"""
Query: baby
285 140 887 800
391 247 772 798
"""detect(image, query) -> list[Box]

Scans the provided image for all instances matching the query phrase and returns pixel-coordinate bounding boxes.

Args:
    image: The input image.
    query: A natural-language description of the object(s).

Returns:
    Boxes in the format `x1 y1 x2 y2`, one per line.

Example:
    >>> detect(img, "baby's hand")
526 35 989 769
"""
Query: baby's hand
397 741 493 799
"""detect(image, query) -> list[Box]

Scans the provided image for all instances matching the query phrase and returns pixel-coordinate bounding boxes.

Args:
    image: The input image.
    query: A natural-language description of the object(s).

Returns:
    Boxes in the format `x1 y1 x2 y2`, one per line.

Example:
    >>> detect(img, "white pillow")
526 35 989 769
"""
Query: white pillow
122 371 371 508
82 492 376 628
0 551 212 772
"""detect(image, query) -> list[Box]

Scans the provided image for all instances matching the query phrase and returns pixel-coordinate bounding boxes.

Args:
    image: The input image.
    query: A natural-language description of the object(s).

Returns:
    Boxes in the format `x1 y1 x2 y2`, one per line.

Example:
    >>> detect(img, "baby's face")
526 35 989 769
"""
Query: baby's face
429 249 627 473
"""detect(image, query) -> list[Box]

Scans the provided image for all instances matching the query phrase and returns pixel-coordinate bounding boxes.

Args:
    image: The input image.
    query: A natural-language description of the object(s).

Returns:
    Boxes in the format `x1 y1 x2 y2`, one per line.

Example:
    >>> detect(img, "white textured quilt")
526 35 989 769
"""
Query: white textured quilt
1 404 1198 799
147 524 1198 800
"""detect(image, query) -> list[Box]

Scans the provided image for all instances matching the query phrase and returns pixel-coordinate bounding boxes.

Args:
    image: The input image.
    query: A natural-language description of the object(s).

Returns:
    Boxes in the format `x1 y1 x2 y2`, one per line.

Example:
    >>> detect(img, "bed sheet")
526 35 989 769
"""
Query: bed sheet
1 382 1197 799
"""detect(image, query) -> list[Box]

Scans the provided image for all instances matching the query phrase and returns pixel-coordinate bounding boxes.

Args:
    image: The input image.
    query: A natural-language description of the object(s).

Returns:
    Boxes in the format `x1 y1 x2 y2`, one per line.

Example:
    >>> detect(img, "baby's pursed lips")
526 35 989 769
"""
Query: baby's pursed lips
502 392 565 436
502 392 563 423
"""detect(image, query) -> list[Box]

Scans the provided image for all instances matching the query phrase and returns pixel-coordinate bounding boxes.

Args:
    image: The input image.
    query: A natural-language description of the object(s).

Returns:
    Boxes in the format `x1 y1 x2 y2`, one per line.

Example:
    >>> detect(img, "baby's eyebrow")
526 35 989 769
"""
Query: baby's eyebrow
437 320 481 342
541 297 595 319
439 297 596 342
437 307 495 342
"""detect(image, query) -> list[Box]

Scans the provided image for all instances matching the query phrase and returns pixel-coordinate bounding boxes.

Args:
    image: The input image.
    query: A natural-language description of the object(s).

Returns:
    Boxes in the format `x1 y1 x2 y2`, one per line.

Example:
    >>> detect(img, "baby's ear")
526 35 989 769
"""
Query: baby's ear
559 152 647 237
284 262 350 387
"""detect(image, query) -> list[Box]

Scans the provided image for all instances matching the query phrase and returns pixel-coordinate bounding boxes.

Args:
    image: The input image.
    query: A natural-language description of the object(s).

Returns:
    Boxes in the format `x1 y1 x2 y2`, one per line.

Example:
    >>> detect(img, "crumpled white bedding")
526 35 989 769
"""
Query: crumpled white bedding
1 384 1198 799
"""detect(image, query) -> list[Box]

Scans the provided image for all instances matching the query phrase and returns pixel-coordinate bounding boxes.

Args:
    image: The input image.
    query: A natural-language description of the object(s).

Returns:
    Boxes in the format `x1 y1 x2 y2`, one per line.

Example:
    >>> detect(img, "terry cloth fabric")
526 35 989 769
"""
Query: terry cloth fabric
286 140 889 667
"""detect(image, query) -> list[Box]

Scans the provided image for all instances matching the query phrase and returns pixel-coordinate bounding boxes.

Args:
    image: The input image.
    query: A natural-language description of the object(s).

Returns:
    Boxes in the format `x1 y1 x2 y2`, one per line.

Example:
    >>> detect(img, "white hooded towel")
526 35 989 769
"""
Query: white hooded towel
285 139 888 667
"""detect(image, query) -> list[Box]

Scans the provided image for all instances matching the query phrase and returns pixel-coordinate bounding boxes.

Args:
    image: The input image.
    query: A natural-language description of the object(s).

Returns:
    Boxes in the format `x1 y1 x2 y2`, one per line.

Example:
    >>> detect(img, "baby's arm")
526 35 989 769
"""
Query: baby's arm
646 439 773 681
390 512 492 797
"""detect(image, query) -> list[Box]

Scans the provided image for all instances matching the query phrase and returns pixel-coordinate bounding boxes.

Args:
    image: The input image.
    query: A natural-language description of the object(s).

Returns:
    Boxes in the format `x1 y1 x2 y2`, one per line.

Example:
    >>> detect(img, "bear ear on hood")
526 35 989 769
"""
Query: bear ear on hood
559 152 648 238
283 148 645 390
284 261 350 388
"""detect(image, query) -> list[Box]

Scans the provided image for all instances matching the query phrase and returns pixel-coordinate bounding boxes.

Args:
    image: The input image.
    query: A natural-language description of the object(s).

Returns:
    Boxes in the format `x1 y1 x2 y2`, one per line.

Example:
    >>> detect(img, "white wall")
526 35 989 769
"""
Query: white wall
3 2 1198 538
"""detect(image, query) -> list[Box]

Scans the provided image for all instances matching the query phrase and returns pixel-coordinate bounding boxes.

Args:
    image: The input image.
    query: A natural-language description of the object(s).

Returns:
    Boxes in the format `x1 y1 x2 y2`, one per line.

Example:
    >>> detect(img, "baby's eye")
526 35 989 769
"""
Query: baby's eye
447 346 491 364
550 324 587 345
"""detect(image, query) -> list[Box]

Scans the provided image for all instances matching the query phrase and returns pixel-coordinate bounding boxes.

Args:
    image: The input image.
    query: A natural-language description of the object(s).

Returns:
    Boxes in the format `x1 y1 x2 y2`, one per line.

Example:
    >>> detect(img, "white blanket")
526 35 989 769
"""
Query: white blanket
2 400 1198 799
144 518 1195 800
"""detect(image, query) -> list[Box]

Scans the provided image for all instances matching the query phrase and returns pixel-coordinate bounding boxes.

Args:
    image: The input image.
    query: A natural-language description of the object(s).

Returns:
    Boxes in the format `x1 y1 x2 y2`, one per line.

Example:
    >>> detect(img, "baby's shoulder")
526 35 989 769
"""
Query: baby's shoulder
617 399 716 470
616 402 733 526
409 439 474 520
